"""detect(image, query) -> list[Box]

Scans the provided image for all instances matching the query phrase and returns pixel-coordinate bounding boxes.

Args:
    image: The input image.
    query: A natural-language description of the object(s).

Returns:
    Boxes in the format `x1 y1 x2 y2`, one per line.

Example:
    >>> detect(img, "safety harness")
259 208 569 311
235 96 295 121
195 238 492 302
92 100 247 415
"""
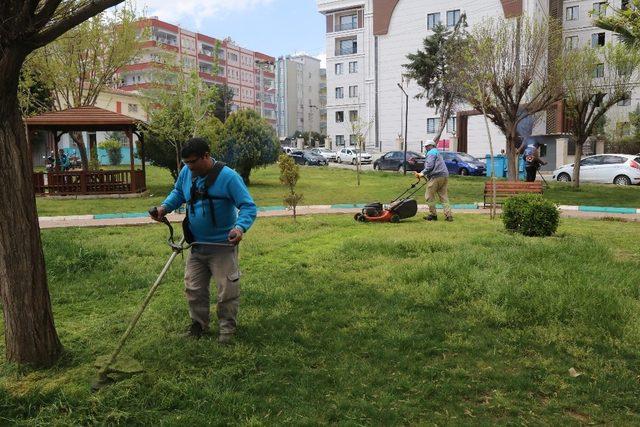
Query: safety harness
182 161 226 244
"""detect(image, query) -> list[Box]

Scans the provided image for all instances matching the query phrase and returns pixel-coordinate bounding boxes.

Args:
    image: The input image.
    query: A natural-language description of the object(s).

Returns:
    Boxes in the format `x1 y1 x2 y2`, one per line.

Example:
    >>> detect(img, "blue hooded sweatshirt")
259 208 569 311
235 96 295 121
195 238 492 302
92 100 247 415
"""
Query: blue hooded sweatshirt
161 164 257 243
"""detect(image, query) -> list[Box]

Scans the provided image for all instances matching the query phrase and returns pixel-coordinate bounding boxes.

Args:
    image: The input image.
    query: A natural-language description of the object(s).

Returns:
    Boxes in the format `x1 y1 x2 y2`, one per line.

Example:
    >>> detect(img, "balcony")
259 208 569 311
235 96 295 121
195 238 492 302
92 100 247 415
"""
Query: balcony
336 47 357 56
335 22 357 31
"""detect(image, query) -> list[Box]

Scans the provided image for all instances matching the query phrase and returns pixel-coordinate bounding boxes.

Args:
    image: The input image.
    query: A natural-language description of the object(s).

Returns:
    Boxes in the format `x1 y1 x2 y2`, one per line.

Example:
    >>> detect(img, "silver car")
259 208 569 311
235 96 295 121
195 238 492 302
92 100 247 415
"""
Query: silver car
311 148 337 162
552 154 640 185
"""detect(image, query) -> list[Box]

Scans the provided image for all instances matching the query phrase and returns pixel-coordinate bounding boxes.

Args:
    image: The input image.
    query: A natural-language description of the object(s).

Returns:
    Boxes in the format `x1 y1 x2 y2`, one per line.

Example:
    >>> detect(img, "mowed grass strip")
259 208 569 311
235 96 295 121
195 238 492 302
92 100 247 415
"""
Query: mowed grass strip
35 165 640 216
1 215 639 424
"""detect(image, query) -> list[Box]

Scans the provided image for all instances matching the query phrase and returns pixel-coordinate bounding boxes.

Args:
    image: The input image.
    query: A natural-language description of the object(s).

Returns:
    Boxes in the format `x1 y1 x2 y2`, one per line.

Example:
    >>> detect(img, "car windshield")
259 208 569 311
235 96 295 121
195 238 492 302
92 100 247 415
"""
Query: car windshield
458 153 479 162
352 149 368 154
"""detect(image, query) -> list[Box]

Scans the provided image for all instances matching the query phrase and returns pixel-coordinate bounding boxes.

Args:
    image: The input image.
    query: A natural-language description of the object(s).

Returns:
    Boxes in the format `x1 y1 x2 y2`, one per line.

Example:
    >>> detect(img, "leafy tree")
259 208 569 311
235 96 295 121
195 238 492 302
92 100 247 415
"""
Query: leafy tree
18 67 54 117
0 0 128 367
595 1 640 48
99 138 123 165
212 84 236 123
562 44 640 187
278 153 303 220
213 109 279 184
19 1 141 170
403 15 469 144
455 17 564 180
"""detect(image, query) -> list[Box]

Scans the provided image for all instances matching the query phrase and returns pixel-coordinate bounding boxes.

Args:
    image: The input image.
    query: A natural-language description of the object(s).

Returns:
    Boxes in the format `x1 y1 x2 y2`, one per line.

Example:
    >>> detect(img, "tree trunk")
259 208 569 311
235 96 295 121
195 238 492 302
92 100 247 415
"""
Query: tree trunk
0 50 62 367
572 140 584 189
506 134 519 181
70 131 89 170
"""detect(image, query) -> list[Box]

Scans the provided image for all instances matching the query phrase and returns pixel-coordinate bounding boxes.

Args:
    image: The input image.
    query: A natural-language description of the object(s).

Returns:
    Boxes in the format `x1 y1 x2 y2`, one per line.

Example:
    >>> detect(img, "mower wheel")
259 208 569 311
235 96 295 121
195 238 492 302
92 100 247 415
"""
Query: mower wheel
390 214 400 223
354 213 366 222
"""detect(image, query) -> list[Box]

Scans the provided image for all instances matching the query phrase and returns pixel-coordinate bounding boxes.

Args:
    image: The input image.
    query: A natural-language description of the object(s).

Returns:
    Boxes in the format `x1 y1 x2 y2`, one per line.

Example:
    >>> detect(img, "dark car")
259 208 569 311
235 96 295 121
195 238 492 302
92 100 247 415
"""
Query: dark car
290 150 328 166
373 151 425 171
442 152 486 176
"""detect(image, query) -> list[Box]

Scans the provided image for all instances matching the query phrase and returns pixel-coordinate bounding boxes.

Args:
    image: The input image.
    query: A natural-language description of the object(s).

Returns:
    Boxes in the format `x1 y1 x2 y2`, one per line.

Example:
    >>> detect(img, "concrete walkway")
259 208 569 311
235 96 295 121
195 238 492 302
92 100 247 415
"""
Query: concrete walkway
38 204 640 229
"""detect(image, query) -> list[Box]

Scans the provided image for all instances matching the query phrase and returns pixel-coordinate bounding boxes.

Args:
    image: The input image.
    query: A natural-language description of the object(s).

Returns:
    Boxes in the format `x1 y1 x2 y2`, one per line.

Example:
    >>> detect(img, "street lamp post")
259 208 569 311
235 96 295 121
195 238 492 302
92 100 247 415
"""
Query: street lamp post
397 83 409 175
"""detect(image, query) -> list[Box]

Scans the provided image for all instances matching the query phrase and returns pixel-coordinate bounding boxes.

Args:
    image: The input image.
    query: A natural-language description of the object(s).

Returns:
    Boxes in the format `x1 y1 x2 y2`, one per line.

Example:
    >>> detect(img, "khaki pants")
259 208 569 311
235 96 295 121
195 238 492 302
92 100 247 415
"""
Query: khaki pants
184 245 240 335
425 176 452 218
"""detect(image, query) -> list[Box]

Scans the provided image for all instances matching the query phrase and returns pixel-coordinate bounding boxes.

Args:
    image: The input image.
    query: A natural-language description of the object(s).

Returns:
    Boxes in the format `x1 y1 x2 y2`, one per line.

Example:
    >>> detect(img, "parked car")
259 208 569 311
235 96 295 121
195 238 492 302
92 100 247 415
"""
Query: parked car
335 148 372 164
311 147 337 162
373 151 425 171
442 152 486 176
281 146 296 155
289 150 328 166
552 154 640 185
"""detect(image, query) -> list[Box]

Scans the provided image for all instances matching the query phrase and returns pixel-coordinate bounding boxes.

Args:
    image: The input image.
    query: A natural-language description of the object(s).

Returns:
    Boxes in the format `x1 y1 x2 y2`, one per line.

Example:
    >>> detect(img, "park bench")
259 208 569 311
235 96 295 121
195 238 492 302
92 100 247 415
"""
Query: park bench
483 181 543 208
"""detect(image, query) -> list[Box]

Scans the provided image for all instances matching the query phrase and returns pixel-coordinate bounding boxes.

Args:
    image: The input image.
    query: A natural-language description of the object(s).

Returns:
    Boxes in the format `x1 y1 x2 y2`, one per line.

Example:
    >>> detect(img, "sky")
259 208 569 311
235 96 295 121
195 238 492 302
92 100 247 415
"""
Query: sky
133 0 326 66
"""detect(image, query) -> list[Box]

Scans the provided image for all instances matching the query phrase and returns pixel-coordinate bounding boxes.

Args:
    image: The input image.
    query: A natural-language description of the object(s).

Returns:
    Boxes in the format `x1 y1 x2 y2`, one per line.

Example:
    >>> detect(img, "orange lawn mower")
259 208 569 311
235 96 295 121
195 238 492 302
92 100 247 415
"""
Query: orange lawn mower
354 176 427 223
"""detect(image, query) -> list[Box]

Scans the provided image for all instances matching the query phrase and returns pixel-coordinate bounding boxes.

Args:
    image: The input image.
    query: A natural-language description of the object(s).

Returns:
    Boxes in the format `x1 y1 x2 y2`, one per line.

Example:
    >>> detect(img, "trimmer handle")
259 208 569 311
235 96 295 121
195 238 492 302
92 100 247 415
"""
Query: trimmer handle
149 206 182 252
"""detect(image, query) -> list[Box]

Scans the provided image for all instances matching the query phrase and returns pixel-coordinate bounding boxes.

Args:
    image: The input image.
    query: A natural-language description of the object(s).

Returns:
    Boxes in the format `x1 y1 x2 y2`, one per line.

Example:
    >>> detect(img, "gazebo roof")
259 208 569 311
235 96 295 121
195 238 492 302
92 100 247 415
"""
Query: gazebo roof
25 106 143 132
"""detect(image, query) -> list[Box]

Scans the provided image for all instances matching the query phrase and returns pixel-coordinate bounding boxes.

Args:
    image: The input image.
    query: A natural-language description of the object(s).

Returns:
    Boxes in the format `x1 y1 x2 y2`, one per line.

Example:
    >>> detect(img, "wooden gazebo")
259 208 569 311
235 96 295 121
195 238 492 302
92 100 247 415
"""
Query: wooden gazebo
26 106 146 196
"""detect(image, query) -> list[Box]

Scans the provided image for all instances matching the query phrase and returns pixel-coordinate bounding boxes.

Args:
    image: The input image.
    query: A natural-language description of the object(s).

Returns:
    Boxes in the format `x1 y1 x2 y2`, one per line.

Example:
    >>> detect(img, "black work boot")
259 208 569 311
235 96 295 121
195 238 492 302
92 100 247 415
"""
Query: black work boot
424 214 438 221
184 321 203 339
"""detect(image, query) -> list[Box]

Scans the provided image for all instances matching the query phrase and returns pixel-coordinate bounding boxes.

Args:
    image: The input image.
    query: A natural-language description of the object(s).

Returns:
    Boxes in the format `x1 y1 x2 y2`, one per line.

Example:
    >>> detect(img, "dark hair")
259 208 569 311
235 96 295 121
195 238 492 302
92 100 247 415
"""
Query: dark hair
181 138 210 158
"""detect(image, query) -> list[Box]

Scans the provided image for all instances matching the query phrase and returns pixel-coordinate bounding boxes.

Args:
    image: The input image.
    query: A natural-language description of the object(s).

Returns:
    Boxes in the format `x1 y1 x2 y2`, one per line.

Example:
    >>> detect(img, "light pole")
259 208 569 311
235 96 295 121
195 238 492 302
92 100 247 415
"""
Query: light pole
255 59 274 119
397 83 409 175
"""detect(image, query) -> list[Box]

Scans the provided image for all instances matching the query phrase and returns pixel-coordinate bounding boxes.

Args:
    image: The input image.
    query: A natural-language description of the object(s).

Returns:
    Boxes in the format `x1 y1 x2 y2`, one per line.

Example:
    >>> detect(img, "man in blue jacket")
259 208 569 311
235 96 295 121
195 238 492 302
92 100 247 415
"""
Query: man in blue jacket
414 141 453 221
151 138 257 344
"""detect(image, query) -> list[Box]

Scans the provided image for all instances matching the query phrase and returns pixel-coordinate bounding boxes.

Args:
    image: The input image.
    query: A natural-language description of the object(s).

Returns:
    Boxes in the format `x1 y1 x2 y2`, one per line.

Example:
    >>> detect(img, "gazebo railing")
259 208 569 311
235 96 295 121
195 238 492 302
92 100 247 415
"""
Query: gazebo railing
33 170 146 195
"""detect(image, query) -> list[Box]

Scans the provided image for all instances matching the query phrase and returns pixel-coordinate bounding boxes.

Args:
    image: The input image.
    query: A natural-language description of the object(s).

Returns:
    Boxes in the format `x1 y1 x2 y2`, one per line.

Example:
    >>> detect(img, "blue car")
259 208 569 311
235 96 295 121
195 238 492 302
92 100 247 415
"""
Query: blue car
442 152 486 176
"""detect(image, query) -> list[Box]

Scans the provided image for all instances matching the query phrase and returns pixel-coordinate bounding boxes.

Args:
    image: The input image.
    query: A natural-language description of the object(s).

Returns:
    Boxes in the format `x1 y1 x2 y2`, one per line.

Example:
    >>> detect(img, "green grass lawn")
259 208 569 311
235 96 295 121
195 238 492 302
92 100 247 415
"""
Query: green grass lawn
2 215 640 424
35 165 640 216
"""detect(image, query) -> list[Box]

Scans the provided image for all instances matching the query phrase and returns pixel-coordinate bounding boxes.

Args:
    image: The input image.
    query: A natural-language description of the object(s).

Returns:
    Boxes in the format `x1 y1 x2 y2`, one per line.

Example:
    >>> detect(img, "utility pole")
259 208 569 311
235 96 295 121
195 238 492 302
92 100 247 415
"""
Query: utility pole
397 83 409 175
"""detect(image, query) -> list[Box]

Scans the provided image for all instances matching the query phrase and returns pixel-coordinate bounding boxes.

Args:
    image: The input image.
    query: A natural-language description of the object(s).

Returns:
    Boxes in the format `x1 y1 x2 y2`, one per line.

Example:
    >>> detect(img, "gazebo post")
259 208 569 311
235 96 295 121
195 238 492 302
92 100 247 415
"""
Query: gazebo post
127 129 136 192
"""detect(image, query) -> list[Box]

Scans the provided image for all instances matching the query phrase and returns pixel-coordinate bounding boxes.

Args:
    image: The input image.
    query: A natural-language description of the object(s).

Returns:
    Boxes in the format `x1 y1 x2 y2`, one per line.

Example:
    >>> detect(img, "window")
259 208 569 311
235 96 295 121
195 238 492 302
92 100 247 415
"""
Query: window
335 87 344 99
337 14 358 31
335 135 345 146
446 9 460 27
427 118 440 133
591 32 605 47
566 5 579 20
565 36 579 50
349 134 358 146
594 63 605 78
337 38 357 55
593 2 607 16
447 117 456 133
604 154 627 163
580 156 605 166
128 103 138 113
349 61 358 73
349 110 358 122
335 111 344 122
427 13 441 30
335 63 343 75
618 92 632 106
228 52 238 61
349 85 358 98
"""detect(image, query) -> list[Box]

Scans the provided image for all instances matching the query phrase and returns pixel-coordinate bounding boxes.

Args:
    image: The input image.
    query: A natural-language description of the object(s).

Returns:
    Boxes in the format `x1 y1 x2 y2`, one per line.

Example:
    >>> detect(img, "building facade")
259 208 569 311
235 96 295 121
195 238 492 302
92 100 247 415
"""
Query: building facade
275 54 323 138
318 0 632 158
117 18 276 129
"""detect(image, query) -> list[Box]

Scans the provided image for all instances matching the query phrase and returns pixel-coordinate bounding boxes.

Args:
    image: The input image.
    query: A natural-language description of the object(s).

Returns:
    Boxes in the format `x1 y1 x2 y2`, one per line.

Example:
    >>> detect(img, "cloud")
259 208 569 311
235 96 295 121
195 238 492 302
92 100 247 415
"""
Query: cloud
135 0 275 28
315 53 326 68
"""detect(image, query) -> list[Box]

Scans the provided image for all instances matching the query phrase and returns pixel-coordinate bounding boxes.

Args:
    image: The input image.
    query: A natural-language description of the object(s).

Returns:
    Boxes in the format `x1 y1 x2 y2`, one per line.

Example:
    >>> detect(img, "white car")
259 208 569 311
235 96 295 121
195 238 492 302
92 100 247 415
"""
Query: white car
311 148 337 161
336 148 372 165
552 154 640 185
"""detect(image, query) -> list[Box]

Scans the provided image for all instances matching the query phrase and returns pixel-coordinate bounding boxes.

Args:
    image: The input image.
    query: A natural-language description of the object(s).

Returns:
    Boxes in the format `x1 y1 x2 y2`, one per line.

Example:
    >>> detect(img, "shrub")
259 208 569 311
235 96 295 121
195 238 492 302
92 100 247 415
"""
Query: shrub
278 153 303 220
99 138 123 166
502 194 560 237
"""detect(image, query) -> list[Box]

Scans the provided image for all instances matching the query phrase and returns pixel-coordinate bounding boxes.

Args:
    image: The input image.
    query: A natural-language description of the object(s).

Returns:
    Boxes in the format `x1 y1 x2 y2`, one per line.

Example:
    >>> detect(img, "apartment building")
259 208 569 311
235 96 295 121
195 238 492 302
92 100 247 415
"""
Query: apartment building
117 18 277 128
275 54 323 138
563 0 635 138
320 68 328 136
318 1 602 158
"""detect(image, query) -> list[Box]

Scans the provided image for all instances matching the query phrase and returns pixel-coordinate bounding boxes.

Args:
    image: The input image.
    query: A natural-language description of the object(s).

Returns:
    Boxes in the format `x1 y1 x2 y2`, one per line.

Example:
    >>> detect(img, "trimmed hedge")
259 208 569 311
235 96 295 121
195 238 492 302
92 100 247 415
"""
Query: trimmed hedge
502 194 560 237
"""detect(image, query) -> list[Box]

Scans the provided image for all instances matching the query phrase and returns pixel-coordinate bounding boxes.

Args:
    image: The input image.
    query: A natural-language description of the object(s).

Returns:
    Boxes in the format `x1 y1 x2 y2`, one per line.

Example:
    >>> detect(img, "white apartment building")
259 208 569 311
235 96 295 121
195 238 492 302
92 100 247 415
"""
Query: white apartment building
276 54 323 138
318 0 633 159
563 0 636 139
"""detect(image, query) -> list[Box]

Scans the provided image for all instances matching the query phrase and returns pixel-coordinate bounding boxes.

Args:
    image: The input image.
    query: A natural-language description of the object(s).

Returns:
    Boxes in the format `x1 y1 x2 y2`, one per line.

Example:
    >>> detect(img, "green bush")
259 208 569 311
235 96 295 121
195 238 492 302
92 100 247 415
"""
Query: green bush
502 194 560 237
99 138 123 166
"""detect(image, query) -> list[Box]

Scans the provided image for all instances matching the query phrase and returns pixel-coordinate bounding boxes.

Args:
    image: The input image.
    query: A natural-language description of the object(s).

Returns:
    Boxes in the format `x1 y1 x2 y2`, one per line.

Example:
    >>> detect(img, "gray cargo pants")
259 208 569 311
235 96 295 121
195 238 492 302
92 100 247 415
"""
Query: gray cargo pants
184 245 240 335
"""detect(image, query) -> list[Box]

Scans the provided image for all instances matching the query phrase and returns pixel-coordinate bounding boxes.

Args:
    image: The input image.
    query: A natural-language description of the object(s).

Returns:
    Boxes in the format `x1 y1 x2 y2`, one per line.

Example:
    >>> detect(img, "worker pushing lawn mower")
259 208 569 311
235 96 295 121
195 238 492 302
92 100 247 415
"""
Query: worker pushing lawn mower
355 140 452 223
